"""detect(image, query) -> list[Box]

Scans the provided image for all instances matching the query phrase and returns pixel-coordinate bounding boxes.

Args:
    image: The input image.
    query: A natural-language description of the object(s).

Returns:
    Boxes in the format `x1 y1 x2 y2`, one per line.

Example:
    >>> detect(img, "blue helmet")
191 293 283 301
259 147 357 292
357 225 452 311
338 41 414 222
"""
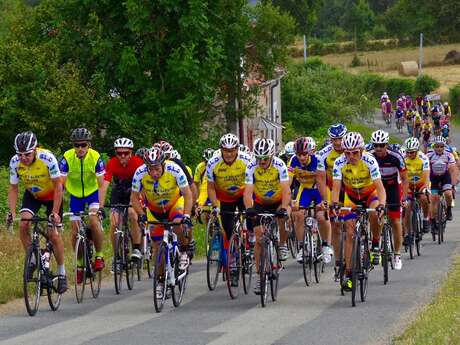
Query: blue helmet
328 123 347 138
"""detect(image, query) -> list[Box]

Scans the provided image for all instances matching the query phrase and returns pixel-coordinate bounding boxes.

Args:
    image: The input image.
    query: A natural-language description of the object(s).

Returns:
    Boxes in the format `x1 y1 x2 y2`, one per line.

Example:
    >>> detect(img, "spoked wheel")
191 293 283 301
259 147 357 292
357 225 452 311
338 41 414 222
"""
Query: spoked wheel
138 240 152 281
269 242 280 302
172 251 188 308
114 233 123 294
438 198 447 244
338 227 346 296
74 237 87 303
242 246 253 295
153 243 168 313
408 226 414 260
351 235 361 307
206 225 222 291
382 224 390 285
88 241 101 299
287 221 298 258
302 229 313 286
24 246 41 316
259 245 270 308
226 233 241 299
313 232 323 283
413 205 422 256
360 235 370 302
124 235 135 291
47 247 62 311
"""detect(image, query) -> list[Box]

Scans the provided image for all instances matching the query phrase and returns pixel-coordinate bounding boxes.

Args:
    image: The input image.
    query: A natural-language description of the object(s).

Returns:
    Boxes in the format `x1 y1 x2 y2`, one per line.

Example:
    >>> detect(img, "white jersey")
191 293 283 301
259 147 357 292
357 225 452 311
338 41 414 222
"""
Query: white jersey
426 150 455 176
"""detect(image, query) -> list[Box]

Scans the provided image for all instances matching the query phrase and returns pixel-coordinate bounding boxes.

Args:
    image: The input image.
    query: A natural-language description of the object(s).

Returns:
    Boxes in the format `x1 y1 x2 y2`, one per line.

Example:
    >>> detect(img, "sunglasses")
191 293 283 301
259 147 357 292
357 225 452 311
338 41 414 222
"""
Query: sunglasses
74 142 88 148
406 150 417 154
116 150 131 157
255 155 271 161
344 150 360 156
434 145 444 149
374 144 386 148
17 151 34 158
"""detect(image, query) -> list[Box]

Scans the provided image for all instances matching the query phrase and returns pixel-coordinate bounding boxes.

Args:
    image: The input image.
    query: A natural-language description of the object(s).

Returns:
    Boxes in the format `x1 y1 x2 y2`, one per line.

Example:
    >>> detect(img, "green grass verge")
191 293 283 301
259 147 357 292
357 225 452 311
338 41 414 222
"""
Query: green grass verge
392 256 460 345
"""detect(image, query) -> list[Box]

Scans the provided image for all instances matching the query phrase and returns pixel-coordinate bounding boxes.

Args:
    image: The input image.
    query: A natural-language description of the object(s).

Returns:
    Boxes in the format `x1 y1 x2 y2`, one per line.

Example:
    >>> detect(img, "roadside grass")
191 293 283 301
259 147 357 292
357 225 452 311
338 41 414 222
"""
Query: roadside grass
392 257 460 345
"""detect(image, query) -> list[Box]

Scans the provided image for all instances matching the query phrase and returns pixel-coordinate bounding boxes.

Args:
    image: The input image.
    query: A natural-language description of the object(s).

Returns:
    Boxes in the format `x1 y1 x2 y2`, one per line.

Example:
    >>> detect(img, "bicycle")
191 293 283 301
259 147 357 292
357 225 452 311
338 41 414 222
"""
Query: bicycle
380 213 395 285
16 216 62 316
299 205 325 286
64 211 102 303
286 216 298 259
396 116 404 133
224 211 254 299
205 212 225 291
107 204 135 294
404 193 425 258
434 190 448 244
149 220 189 313
256 212 283 308
138 220 152 280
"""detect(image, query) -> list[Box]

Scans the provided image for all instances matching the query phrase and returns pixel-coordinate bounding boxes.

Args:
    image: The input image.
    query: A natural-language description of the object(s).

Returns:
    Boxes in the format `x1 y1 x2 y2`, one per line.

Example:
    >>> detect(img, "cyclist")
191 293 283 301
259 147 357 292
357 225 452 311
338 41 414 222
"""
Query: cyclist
443 101 452 121
330 132 386 291
207 133 252 285
8 132 67 293
135 147 148 159
244 138 290 295
412 112 422 138
405 109 415 136
427 136 457 227
380 92 389 104
395 107 405 128
316 123 347 275
403 137 431 235
441 124 450 142
432 106 442 135
384 98 393 124
60 128 106 282
131 147 193 299
396 96 406 112
278 141 295 164
421 97 431 119
368 130 408 270
239 144 251 156
289 137 332 264
99 138 144 263
194 148 215 222
421 120 432 152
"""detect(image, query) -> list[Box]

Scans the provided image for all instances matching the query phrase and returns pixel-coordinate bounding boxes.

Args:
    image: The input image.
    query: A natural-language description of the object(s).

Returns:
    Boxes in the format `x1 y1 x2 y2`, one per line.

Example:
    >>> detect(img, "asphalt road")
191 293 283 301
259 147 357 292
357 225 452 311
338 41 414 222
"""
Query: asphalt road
1 116 459 345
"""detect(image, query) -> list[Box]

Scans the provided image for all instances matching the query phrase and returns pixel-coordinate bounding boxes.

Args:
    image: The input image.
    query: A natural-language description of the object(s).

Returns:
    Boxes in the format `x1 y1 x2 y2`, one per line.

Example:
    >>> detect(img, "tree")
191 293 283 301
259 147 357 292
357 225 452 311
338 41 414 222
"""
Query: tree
341 0 375 49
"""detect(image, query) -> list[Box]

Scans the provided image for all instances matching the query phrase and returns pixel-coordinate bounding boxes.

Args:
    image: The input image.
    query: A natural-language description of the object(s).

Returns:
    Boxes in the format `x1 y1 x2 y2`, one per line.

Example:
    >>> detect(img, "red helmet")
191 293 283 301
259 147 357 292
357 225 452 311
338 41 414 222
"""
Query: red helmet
294 137 316 154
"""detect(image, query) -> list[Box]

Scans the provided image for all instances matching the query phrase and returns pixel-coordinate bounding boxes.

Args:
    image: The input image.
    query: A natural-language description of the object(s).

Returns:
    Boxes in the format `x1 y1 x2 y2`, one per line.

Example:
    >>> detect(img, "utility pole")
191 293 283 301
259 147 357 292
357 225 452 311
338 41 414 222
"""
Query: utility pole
303 35 307 63
419 33 423 76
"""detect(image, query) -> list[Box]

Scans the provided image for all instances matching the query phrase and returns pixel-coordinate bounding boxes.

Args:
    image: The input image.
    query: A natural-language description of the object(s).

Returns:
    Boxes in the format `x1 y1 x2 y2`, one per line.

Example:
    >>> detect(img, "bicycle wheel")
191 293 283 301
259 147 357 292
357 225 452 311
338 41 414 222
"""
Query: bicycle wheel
439 197 447 244
153 243 168 313
242 244 253 295
270 241 280 302
360 232 370 302
413 204 422 256
23 246 41 316
88 241 101 299
259 244 269 308
287 221 298 258
351 234 361 307
206 225 221 291
47 246 62 311
382 223 390 285
74 236 87 303
302 229 313 286
407 215 415 260
125 234 135 291
172 250 188 308
226 233 241 299
338 224 346 296
114 232 123 294
313 231 323 283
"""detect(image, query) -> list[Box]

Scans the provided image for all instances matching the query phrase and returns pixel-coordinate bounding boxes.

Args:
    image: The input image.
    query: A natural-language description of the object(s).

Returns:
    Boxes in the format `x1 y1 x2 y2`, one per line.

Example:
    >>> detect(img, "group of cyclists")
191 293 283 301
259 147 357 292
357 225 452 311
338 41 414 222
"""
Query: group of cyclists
6 105 458 310
381 92 453 150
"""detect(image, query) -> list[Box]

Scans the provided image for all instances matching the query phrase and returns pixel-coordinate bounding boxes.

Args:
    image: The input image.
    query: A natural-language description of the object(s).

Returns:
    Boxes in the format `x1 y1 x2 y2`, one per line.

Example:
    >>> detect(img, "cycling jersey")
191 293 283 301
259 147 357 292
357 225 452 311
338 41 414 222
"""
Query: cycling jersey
426 150 455 176
317 144 343 189
104 155 144 190
132 161 188 213
368 149 405 185
60 148 105 198
405 151 429 189
9 148 61 201
443 106 452 116
245 156 289 205
171 158 194 186
206 152 252 203
288 155 317 189
194 161 210 206
333 152 381 200
385 101 392 113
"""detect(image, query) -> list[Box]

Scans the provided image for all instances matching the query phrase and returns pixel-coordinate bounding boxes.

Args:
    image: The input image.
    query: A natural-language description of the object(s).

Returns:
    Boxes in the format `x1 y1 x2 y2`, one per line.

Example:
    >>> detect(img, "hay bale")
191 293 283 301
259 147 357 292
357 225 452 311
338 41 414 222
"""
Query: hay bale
444 50 460 64
399 61 419 76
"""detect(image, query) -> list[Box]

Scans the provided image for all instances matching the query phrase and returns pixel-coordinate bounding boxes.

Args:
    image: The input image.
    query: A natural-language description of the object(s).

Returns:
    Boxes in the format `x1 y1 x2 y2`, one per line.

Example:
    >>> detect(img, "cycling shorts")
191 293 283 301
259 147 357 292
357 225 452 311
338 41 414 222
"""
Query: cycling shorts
430 173 451 194
343 190 378 221
293 186 321 208
148 197 184 241
383 183 401 219
109 187 131 213
220 198 246 244
252 202 281 227
69 190 99 220
20 190 63 217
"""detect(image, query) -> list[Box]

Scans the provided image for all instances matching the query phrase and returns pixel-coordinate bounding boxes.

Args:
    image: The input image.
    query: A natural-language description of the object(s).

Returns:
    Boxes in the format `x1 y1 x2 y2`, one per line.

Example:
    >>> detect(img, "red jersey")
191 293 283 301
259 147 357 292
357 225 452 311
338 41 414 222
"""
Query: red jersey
104 155 144 184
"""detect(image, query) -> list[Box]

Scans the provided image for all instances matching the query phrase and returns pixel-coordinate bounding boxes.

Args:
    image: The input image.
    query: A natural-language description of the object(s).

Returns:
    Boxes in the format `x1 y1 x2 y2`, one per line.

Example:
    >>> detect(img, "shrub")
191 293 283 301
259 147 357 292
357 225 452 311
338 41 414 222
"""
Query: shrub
449 83 460 116
350 54 364 67
415 75 441 95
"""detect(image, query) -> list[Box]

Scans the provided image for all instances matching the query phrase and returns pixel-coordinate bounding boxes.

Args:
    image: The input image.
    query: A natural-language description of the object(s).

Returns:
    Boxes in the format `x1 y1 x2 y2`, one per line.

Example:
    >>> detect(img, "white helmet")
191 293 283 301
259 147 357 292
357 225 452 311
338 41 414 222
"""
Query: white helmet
433 136 446 145
383 92 387 96
239 144 251 155
114 137 134 149
14 131 38 153
370 130 389 144
253 138 275 157
170 149 181 160
404 137 420 151
444 102 448 106
342 132 364 150
284 141 295 155
219 133 239 149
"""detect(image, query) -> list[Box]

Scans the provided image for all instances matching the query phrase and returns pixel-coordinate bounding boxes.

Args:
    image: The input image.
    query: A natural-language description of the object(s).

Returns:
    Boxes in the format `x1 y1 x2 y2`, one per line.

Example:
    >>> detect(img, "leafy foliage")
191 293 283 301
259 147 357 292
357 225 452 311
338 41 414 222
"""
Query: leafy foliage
415 75 441 96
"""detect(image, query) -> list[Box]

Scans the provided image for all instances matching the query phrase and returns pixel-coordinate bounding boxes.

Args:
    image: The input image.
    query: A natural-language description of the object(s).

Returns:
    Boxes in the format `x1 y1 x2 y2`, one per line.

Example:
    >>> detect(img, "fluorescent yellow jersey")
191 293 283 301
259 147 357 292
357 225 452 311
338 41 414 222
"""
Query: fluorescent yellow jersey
332 152 381 200
404 151 429 189
194 161 210 206
206 152 252 203
316 144 343 189
245 156 289 205
132 161 188 213
9 148 61 201
422 122 432 132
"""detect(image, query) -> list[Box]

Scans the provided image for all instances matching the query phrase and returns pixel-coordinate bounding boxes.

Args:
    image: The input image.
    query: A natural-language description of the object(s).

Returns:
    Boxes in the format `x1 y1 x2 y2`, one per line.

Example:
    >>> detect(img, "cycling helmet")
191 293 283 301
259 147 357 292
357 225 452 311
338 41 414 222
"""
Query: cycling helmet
364 143 374 151
239 144 251 155
443 124 449 129
144 147 165 165
383 92 387 96
71 128 92 142
203 148 215 161
444 102 449 106
404 137 420 151
342 132 364 150
431 106 439 113
135 147 148 158
253 138 275 157
328 123 347 138
432 136 447 145
284 141 295 156
294 137 316 154
114 137 134 149
153 140 173 153
14 131 37 153
169 150 181 160
370 130 389 144
220 133 239 149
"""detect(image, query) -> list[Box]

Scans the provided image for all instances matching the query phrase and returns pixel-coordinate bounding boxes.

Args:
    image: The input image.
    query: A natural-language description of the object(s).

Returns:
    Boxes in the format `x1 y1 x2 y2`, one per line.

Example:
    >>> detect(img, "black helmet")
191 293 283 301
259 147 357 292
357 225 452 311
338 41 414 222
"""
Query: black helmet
14 131 37 153
70 128 92 142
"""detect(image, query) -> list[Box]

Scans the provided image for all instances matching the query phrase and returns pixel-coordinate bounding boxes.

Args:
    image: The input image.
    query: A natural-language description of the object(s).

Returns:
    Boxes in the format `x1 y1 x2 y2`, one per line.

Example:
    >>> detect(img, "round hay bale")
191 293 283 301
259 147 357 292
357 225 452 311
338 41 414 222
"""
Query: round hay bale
399 61 418 76
444 50 460 64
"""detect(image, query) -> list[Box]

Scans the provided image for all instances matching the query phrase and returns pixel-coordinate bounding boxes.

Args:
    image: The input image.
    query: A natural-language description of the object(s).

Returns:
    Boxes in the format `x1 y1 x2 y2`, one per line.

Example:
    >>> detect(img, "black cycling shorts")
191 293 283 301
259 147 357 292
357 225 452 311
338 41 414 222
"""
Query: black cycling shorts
430 173 452 193
20 190 63 217
220 198 246 241
252 203 281 227
110 185 131 212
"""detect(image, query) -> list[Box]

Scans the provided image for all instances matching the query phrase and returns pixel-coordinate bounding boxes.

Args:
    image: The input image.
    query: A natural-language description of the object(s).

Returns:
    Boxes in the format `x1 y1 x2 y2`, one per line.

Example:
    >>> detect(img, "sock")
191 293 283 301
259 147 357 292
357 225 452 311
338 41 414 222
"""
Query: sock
133 244 140 251
57 265 66 275
371 240 379 249
322 240 328 247
95 251 104 258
